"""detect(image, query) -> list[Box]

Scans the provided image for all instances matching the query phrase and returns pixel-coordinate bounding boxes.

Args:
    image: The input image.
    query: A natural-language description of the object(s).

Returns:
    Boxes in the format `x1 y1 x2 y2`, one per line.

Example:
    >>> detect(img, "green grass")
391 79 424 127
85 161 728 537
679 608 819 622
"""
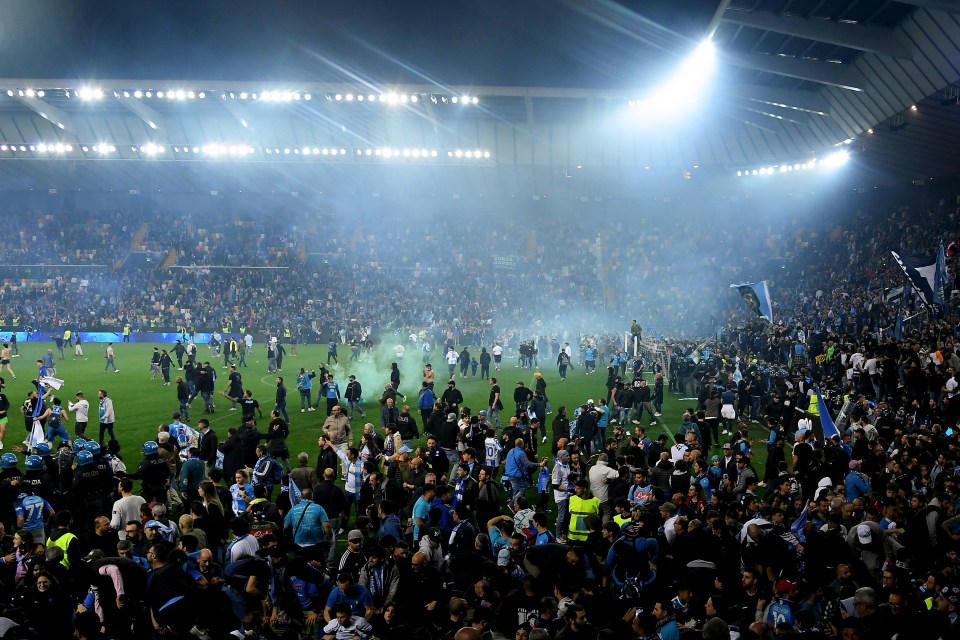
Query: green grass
2 340 771 489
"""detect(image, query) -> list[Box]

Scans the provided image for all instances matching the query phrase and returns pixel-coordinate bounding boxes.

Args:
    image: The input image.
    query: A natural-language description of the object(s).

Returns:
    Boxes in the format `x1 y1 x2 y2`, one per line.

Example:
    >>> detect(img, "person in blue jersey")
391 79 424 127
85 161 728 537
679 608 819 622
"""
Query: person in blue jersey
15 485 54 545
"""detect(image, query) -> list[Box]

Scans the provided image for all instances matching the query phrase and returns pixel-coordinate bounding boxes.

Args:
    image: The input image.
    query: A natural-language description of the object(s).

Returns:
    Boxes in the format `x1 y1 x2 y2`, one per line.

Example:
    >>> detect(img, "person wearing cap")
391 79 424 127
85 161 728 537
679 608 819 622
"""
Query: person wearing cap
551 449 574 542
345 374 365 420
768 579 798 628
440 379 463 412
729 455 757 498
844 459 871 501
439 412 460 466
336 530 367 583
358 544 400 615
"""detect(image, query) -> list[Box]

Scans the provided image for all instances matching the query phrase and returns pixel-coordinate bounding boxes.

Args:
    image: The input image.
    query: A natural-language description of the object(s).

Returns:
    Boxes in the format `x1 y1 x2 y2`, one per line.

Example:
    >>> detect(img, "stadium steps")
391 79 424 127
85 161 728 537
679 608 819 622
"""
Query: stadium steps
131 223 149 249
161 248 178 269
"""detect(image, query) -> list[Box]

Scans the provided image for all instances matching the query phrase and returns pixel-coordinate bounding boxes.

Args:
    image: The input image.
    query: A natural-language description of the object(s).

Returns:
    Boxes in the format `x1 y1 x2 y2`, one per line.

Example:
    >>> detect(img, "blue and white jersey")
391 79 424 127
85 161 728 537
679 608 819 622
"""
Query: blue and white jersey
484 437 503 467
16 495 52 532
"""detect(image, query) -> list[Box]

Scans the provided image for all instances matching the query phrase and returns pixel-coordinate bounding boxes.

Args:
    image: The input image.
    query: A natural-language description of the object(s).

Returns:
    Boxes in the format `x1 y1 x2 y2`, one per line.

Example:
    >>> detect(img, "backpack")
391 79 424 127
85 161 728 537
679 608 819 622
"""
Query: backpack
48 407 62 427
270 458 284 484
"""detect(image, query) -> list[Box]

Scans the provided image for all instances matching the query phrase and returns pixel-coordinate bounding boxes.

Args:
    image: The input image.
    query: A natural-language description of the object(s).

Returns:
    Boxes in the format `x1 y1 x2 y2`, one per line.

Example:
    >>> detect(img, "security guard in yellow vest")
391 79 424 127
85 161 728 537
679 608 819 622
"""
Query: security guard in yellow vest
567 480 600 542
46 512 80 568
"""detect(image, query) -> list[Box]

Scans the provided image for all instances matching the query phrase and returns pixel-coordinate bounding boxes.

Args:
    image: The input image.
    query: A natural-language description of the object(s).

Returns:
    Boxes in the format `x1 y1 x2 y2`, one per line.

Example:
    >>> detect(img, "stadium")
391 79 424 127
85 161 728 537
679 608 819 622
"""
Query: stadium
0 1 959 638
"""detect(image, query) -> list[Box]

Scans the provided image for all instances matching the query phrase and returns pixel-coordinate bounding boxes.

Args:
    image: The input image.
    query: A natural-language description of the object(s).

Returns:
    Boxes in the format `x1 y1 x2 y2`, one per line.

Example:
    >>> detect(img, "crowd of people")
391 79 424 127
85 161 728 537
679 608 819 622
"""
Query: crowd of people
0 196 958 640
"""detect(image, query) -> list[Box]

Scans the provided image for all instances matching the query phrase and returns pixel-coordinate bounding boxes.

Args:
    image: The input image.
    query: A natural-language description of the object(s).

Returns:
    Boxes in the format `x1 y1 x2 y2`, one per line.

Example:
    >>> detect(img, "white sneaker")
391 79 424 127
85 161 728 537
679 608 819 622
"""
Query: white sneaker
541 436 547 443
308 407 316 411
650 421 657 426
229 407 237 411
301 409 306 413
654 412 662 417
757 481 767 487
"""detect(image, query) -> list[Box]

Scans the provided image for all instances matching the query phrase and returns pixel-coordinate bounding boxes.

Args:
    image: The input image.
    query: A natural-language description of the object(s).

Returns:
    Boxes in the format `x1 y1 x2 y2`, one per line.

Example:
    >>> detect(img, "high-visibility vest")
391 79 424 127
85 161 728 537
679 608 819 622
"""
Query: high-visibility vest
807 394 820 416
568 494 599 541
48 531 77 568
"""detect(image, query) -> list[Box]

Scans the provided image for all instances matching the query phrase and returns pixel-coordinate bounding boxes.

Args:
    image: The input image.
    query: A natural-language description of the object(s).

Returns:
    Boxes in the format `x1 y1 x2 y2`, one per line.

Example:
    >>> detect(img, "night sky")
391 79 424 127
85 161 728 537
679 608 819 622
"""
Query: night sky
0 0 720 89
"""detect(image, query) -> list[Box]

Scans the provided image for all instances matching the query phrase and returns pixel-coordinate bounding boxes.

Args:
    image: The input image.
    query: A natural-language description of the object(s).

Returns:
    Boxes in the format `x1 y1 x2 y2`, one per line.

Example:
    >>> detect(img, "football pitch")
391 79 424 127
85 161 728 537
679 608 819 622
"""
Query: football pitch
1 339 773 504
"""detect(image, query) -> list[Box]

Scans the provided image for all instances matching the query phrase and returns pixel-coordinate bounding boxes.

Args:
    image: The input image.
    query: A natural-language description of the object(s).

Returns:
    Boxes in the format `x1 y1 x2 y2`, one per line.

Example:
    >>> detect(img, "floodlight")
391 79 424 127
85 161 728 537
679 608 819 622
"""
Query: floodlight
240 92 248 100
736 170 742 177
780 166 788 173
19 145 26 151
37 143 47 152
176 90 186 100
5 90 11 97
793 164 800 170
81 146 88 152
134 90 143 98
628 39 716 120
25 89 34 97
431 150 438 157
411 95 419 103
0 145 7 151
821 150 849 169
400 94 408 103
451 96 459 104
339 148 346 155
322 148 329 155
304 94 311 100
36 90 44 97
910 105 917 111
472 97 479 105
455 149 463 158
346 93 354 101
188 91 196 99
157 91 164 99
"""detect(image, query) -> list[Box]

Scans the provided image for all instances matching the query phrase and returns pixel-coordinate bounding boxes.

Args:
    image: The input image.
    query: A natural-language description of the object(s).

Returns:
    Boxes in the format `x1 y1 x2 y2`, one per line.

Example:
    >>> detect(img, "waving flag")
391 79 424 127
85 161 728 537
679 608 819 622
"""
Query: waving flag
816 387 841 441
288 475 302 507
731 281 773 323
935 239 947 306
891 251 937 308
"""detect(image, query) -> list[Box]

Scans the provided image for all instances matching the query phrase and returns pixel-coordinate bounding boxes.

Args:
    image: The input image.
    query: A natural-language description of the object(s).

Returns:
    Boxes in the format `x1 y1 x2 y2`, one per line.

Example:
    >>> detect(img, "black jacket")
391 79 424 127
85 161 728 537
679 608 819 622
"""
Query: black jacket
198 428 218 465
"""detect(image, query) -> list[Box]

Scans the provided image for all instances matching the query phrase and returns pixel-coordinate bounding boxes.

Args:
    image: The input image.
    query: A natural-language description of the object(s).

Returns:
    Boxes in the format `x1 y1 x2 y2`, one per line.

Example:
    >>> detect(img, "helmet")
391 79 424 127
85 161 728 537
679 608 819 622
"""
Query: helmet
34 443 52 457
84 441 101 457
73 438 87 453
24 455 43 471
0 453 18 469
142 441 159 456
75 451 94 467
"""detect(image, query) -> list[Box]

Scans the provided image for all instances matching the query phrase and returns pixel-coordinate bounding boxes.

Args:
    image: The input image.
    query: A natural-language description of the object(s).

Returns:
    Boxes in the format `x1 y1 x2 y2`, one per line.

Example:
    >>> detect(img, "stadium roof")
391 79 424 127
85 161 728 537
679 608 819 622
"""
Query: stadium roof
0 0 957 196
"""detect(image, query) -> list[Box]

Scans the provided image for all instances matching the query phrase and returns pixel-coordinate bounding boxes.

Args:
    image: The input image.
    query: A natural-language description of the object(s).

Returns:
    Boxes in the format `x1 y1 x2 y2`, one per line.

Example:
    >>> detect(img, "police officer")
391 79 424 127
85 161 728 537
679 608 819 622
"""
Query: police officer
124 441 170 505
0 452 23 530
86 441 117 506
21 454 56 503
72 449 105 530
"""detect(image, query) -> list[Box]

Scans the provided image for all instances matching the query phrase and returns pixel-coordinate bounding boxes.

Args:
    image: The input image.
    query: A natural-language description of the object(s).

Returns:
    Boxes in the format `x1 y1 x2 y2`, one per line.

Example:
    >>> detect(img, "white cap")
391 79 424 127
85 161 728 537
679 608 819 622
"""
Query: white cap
857 523 872 544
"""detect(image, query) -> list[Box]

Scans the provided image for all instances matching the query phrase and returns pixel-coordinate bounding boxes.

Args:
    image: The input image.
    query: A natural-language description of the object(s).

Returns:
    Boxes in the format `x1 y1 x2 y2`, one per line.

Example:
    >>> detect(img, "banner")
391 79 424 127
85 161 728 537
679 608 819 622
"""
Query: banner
730 281 773 323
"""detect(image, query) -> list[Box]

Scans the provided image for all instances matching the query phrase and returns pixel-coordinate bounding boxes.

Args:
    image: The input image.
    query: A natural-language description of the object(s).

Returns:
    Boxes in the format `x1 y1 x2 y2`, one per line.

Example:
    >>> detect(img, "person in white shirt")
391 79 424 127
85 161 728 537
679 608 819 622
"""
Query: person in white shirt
111 477 147 538
492 343 504 371
445 347 459 380
322 604 373 640
69 391 90 439
588 453 620 522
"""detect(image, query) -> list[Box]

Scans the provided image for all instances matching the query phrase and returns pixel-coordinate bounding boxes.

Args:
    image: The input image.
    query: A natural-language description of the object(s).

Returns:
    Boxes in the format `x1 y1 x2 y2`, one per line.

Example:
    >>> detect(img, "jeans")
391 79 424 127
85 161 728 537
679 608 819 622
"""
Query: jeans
103 356 117 372
509 477 528 504
98 422 116 446
350 400 365 419
277 401 289 423
619 406 633 425
326 517 340 565
489 407 501 428
300 390 312 410
201 391 214 412
556 499 570 538
179 400 190 422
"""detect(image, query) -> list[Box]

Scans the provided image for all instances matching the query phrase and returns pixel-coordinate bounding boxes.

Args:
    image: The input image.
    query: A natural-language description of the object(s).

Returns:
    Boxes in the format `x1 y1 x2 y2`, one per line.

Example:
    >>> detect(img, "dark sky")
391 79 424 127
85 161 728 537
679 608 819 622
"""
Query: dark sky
0 0 720 89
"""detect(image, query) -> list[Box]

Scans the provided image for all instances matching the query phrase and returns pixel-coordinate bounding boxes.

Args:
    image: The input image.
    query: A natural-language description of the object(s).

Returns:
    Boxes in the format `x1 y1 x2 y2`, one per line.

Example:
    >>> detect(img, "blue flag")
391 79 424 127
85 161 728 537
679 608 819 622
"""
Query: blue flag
288 476 301 507
935 239 947 306
816 387 841 440
731 281 773 323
